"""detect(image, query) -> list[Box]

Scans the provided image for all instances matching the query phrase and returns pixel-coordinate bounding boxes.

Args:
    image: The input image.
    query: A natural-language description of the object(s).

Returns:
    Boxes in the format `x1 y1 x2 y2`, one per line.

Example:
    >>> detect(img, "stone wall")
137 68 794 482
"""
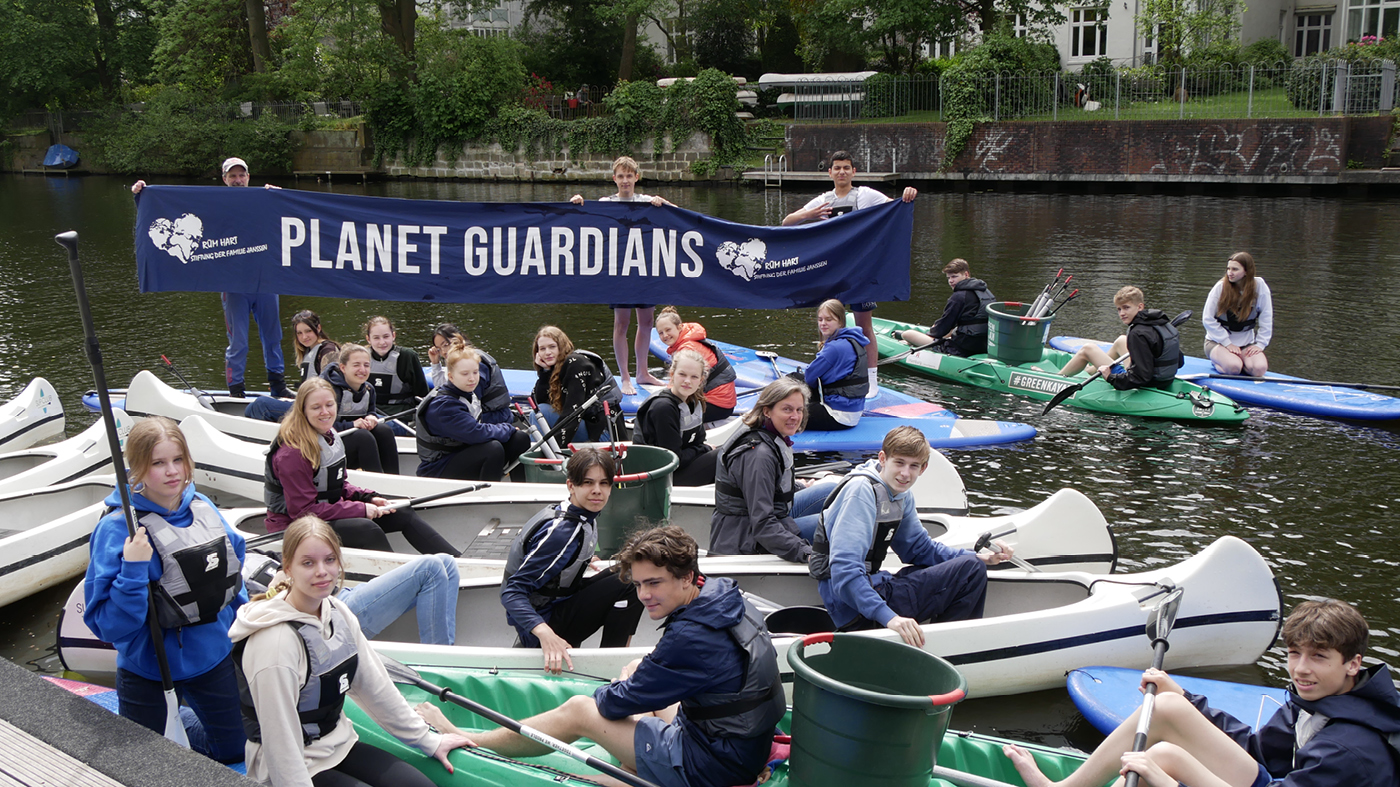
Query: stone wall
786 117 1394 181
2 131 52 171
290 128 369 172
383 131 714 181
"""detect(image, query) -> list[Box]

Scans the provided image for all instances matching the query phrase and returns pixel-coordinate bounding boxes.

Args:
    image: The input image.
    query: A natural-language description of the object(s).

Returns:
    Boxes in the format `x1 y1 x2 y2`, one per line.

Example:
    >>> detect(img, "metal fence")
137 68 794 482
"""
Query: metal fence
778 59 1398 122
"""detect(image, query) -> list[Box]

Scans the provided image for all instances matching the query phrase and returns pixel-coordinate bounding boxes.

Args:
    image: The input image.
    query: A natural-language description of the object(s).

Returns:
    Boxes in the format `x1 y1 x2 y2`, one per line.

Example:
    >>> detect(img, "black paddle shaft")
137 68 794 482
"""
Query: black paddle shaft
1124 637 1173 787
58 231 183 699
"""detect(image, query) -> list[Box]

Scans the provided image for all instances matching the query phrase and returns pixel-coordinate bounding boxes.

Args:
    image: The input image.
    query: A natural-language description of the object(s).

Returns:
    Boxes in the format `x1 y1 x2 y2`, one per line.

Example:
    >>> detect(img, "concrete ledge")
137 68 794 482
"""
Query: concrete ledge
0 659 254 787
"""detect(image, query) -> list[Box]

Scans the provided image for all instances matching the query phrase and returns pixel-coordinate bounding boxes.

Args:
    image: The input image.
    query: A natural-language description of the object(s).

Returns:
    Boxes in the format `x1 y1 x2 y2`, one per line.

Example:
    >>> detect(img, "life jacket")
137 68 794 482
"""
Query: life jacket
241 552 280 598
475 350 512 414
691 338 737 393
634 389 705 448
236 602 360 745
808 474 902 581
140 498 243 629
1149 322 1184 384
414 386 481 466
502 506 597 609
265 434 348 514
571 350 625 409
323 364 374 421
713 428 794 519
298 341 337 385
953 279 996 337
368 347 412 406
815 337 870 401
679 601 786 739
1214 306 1259 334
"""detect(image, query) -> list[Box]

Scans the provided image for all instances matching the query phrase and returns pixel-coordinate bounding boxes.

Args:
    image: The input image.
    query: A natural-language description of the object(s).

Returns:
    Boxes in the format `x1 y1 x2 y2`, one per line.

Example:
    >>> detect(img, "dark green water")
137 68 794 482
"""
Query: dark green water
1 173 1398 748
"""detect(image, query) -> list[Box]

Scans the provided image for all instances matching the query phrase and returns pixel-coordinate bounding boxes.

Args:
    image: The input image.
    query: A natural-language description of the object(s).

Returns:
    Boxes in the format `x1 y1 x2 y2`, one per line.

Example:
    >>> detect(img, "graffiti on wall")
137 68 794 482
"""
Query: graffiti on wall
1146 124 1343 176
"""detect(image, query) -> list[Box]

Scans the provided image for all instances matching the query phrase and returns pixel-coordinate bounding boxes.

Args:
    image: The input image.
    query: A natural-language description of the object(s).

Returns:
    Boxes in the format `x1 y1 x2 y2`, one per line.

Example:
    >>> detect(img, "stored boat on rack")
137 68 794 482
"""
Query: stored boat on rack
0 476 113 608
0 378 64 453
0 411 131 496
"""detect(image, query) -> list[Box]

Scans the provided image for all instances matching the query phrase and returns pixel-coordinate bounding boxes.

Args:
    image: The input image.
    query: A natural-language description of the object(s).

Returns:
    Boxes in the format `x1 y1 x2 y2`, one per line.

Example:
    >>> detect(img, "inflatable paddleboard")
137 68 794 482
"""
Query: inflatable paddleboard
1050 336 1400 421
1067 665 1289 735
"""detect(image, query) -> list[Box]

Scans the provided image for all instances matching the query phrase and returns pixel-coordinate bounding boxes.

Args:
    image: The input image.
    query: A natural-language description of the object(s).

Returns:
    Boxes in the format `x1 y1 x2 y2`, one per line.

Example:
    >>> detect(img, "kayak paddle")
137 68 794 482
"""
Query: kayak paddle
382 482 491 511
380 656 663 787
1179 373 1400 392
60 232 190 748
1041 310 1192 416
1123 585 1185 787
160 355 216 410
877 338 937 366
502 381 616 477
972 527 1039 572
755 349 783 380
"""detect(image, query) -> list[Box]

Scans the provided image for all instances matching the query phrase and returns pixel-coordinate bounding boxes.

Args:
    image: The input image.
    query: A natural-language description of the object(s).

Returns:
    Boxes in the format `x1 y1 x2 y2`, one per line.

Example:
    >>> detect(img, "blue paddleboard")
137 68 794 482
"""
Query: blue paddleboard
1049 336 1400 421
1067 665 1290 735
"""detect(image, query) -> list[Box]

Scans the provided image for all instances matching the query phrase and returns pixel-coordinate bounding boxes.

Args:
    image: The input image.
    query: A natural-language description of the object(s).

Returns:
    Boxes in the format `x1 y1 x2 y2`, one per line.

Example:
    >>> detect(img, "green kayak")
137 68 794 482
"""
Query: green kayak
348 665 1099 787
863 315 1247 423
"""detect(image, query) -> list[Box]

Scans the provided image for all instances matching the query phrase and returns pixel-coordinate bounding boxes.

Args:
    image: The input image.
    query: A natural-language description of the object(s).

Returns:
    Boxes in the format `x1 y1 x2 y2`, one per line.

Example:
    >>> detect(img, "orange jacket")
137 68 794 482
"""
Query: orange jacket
668 322 737 409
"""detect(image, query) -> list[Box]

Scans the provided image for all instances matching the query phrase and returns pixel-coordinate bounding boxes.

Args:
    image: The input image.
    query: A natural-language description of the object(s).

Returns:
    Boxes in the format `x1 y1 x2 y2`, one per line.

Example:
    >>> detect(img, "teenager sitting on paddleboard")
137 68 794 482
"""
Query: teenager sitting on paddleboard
321 344 399 474
1205 251 1273 378
801 299 869 431
231 516 474 787
500 449 644 672
415 337 530 481
532 325 622 443
895 259 996 358
427 323 513 424
708 377 838 563
83 416 248 763
265 378 459 556
633 349 718 486
363 316 428 434
654 306 738 422
1058 286 1183 390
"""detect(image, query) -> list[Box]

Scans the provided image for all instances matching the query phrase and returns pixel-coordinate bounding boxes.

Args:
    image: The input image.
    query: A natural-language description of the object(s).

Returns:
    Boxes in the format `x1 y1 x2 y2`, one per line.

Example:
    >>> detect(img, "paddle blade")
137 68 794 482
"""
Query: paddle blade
163 689 190 747
1147 587 1185 642
380 655 431 689
1040 380 1084 415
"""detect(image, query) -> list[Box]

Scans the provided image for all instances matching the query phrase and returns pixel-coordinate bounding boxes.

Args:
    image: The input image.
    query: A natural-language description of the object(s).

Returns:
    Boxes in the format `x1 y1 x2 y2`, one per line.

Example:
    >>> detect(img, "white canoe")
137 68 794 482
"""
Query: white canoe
56 536 1275 698
0 378 64 454
0 476 114 608
0 411 131 497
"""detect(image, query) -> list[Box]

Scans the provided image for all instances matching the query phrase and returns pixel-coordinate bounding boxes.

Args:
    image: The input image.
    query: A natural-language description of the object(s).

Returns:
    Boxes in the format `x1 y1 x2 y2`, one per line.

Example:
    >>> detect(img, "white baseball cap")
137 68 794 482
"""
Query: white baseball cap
221 157 249 174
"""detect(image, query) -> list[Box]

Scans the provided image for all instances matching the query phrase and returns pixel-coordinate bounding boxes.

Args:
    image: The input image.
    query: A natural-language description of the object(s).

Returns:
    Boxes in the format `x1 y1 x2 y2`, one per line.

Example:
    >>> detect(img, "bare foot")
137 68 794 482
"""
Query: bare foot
1003 744 1055 787
1084 364 1098 377
637 373 664 387
619 379 637 396
415 701 460 734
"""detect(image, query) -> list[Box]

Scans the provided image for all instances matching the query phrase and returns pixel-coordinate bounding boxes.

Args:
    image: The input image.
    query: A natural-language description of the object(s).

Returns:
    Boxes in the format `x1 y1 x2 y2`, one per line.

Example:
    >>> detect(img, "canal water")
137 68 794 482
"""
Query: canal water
1 173 1397 751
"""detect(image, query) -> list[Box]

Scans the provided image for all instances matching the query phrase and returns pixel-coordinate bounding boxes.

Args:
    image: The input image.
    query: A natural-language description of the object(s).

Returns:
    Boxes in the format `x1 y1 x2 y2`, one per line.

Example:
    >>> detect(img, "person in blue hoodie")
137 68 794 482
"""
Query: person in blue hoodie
802 299 869 431
499 448 643 674
425 525 785 787
1005 598 1400 787
415 338 530 480
83 416 248 763
811 426 1013 647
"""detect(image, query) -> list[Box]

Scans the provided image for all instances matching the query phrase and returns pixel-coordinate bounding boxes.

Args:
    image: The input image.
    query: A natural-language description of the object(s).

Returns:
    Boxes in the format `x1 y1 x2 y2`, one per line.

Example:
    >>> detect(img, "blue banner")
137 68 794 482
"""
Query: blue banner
134 186 912 309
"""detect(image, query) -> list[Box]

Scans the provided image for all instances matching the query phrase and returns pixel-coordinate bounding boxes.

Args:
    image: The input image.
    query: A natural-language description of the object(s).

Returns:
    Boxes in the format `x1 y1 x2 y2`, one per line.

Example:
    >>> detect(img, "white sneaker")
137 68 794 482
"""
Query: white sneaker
866 368 879 398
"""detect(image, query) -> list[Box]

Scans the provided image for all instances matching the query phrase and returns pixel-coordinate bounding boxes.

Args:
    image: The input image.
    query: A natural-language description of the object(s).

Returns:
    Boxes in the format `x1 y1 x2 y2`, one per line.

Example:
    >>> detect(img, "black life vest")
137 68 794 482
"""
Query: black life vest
953 279 996 337
414 386 482 466
475 350 512 414
691 338 737 393
502 506 597 610
713 427 795 519
1214 307 1259 334
298 341 337 385
142 498 243 629
1149 322 1184 384
808 474 902 581
265 434 349 514
814 337 869 401
236 601 360 745
679 597 786 739
368 347 413 407
634 389 705 450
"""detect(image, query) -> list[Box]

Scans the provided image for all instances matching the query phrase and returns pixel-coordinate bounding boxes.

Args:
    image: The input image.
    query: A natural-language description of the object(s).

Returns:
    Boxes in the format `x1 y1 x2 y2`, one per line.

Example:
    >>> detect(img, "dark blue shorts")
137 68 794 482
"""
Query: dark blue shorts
611 304 655 310
634 715 690 787
1250 762 1272 787
847 302 877 313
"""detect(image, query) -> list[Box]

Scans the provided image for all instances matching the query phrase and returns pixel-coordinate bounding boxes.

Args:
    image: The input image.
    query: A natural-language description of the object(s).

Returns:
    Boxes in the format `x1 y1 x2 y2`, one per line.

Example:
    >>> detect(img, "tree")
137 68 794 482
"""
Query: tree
0 0 100 115
151 0 254 96
1137 0 1246 66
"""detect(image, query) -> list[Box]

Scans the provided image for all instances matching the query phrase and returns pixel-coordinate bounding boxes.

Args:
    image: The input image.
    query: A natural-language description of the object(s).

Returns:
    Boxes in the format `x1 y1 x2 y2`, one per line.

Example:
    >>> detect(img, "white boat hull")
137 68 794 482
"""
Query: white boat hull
0 411 131 497
0 378 64 454
0 477 113 608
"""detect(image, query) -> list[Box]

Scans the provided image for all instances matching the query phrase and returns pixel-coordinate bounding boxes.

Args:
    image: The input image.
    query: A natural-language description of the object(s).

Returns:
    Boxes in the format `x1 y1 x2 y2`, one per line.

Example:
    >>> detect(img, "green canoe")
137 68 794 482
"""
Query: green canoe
348 665 1099 787
863 316 1247 424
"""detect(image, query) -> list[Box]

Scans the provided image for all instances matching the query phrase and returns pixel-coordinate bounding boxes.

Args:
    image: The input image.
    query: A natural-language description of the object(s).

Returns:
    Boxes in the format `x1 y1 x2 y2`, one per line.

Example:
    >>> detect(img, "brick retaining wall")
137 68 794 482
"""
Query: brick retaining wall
384 132 714 181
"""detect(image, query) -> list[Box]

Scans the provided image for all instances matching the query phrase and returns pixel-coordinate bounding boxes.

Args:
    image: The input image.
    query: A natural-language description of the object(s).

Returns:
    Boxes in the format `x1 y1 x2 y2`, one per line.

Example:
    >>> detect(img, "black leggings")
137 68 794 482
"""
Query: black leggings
311 741 438 787
673 449 719 487
804 403 857 432
703 402 735 423
331 508 460 556
429 431 531 481
547 569 645 647
342 424 400 474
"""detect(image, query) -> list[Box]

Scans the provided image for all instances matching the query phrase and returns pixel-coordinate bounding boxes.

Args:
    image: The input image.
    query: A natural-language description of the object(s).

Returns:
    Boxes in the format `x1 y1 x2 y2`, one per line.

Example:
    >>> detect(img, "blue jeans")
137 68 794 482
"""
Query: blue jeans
537 402 608 444
793 480 839 543
116 653 245 763
337 554 458 645
222 292 283 387
244 395 292 422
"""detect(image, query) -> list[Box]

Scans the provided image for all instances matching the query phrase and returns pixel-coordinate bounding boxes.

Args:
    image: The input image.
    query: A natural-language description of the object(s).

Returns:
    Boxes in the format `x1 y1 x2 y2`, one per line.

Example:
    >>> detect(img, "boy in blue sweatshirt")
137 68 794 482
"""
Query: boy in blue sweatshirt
810 425 1013 646
1005 598 1400 787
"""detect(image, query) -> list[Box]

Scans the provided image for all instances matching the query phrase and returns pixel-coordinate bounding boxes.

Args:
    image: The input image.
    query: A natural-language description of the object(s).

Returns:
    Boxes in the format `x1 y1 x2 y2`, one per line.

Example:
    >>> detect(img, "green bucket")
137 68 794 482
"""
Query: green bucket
985 301 1054 365
787 633 967 787
515 444 678 555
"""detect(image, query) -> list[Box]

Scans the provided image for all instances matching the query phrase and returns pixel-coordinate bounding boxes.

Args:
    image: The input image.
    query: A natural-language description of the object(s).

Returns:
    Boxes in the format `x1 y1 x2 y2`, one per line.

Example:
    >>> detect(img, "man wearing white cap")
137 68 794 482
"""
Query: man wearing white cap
132 157 290 399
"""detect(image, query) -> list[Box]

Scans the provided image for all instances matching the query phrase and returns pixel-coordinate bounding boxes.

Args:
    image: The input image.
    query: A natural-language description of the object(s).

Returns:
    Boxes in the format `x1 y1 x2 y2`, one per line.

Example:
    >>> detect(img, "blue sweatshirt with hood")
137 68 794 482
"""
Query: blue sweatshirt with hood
83 484 247 681
1184 662 1400 787
594 576 776 787
805 326 870 413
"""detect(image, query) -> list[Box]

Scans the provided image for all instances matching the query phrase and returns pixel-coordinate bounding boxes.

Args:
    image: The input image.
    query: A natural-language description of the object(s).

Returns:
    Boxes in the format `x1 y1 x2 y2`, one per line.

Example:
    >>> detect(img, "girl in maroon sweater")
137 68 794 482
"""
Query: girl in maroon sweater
263 378 459 555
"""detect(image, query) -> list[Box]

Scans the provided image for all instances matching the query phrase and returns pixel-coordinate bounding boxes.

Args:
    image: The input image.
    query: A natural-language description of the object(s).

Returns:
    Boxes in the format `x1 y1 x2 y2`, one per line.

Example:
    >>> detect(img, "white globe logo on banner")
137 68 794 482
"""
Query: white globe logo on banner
147 214 204 263
716 238 766 281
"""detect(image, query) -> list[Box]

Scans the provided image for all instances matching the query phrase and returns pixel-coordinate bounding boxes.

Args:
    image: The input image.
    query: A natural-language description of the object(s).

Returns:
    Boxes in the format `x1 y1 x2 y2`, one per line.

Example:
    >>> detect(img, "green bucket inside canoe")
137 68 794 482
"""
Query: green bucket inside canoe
516 444 678 554
787 633 967 787
986 301 1054 365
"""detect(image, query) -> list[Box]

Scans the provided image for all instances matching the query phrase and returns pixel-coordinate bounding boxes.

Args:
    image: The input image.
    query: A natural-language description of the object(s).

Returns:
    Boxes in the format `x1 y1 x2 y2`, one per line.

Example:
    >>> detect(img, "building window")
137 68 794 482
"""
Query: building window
922 39 959 59
1071 8 1109 57
1142 22 1159 64
1013 13 1029 37
1295 13 1333 55
1347 0 1400 41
